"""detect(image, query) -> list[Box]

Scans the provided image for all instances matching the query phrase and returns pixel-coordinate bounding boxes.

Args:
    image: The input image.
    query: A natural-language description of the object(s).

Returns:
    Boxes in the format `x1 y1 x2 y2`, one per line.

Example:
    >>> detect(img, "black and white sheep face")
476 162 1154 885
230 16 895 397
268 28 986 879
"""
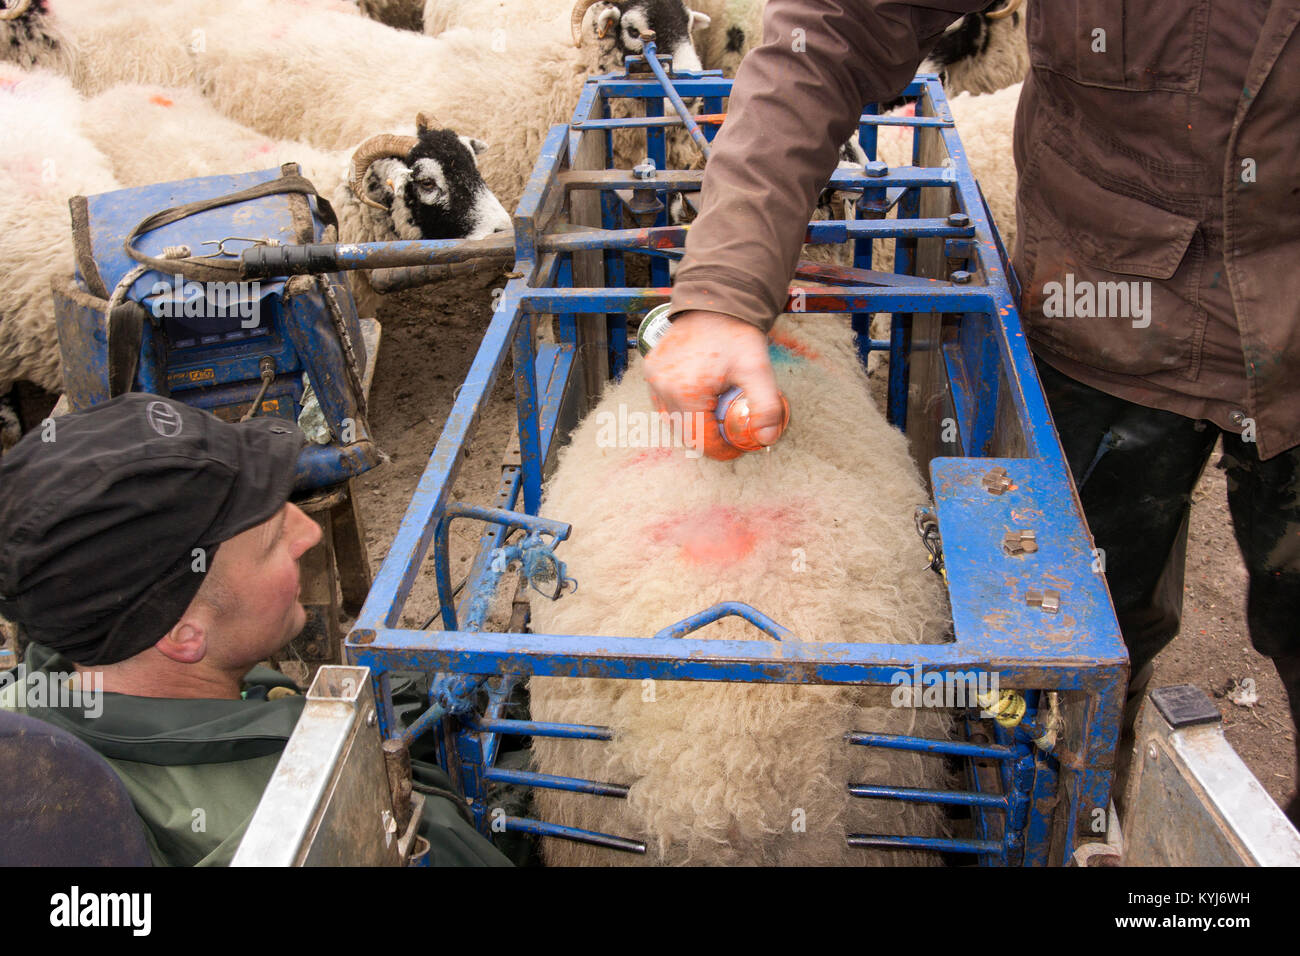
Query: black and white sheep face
393 128 511 241
355 130 510 242
589 0 709 74
919 2 1020 85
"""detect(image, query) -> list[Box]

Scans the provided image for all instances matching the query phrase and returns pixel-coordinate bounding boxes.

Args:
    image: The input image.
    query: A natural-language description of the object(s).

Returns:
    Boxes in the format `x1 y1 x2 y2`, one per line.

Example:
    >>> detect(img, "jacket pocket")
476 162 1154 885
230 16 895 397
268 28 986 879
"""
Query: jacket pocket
1028 0 1210 93
1016 142 1207 377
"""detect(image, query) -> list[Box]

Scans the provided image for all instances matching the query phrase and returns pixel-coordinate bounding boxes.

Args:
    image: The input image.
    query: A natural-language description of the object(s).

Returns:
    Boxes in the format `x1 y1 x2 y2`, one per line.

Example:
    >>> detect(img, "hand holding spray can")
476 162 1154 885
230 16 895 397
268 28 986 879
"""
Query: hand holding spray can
638 304 792 460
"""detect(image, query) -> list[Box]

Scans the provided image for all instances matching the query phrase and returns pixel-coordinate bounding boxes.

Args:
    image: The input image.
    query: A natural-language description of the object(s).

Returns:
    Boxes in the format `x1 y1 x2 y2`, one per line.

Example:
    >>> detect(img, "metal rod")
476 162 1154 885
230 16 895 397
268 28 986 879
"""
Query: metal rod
501 816 646 854
845 730 1017 760
483 767 630 798
640 42 711 161
848 783 1009 810
400 703 445 746
571 113 726 130
651 602 794 642
847 833 1001 854
465 716 614 740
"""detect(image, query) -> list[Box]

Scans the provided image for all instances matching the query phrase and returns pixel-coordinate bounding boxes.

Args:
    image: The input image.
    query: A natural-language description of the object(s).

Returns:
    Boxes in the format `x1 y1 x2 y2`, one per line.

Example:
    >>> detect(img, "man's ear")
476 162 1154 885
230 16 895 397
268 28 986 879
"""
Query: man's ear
155 613 209 665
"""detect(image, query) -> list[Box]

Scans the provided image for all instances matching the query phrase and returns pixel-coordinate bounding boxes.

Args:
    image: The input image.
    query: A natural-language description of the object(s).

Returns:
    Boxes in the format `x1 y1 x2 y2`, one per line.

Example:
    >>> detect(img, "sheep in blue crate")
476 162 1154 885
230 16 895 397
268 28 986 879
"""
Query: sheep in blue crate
528 312 955 866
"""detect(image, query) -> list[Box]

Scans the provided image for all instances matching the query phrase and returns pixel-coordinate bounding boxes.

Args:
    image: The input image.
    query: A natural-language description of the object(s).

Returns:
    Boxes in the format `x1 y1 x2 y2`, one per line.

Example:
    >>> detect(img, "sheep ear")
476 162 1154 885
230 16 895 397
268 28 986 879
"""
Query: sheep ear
459 135 489 158
416 112 434 133
689 10 711 31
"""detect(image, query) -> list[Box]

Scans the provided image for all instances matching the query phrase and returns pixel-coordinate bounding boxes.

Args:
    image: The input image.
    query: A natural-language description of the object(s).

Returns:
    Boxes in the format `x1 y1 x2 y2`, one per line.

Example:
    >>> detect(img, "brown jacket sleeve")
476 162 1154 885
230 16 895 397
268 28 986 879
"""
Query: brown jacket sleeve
670 0 990 332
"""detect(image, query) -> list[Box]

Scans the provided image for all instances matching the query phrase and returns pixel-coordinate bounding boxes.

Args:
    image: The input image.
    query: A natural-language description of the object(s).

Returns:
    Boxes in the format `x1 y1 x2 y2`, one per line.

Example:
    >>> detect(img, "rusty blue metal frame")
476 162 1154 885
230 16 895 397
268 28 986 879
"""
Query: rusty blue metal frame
344 65 1128 867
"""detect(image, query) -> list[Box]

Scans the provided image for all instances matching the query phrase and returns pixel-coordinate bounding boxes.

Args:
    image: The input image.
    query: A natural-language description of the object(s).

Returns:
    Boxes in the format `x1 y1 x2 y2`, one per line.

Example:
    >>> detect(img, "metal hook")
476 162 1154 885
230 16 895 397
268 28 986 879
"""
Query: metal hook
198 236 279 258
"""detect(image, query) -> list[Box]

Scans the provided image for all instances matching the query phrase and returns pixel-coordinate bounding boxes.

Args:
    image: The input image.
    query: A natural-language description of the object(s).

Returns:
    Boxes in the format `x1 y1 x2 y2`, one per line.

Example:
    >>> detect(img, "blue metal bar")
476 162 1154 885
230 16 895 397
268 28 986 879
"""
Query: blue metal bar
512 310 543 514
520 287 996 316
640 42 711 161
465 716 614 740
571 113 724 130
848 783 1009 810
859 101 878 160
502 816 646 854
352 627 1127 691
847 833 1001 855
651 602 794 642
555 256 577 344
402 702 445 747
701 95 723 142
484 767 629 798
845 731 1017 760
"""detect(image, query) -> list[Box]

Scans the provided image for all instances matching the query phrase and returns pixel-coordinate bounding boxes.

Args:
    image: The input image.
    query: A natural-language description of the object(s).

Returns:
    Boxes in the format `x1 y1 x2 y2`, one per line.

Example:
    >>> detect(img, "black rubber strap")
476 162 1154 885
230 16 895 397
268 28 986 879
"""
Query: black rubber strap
124 174 337 283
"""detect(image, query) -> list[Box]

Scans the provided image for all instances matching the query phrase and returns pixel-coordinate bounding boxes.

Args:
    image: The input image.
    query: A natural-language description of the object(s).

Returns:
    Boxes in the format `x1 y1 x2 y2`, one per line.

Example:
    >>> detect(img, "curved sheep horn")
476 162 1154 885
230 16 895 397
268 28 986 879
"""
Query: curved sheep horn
985 0 1022 20
0 0 33 20
349 133 419 211
570 0 602 47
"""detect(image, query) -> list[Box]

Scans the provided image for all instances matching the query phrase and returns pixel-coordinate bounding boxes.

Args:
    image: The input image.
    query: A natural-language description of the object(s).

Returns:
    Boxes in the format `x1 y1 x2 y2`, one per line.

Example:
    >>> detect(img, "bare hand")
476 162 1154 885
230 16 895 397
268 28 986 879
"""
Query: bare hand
643 310 785 446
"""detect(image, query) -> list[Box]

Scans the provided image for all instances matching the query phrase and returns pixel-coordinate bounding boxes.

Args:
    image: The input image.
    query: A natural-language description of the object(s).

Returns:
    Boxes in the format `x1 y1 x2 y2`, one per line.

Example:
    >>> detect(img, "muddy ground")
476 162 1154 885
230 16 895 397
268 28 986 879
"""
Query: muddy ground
351 272 1297 820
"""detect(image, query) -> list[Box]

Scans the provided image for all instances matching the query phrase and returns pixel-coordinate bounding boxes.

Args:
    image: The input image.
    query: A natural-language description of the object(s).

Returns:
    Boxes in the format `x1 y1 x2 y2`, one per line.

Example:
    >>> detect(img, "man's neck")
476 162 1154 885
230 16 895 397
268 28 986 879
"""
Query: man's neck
77 652 245 700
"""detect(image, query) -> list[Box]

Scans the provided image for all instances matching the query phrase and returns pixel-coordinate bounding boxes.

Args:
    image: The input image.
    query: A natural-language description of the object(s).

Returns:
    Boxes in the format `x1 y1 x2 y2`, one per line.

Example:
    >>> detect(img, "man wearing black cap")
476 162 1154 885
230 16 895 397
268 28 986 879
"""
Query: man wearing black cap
0 393 509 867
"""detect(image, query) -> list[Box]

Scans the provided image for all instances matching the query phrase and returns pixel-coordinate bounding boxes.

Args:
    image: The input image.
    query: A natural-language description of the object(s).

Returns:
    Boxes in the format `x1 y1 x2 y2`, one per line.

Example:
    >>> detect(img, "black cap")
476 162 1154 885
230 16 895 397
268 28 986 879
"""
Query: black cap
0 394 304 666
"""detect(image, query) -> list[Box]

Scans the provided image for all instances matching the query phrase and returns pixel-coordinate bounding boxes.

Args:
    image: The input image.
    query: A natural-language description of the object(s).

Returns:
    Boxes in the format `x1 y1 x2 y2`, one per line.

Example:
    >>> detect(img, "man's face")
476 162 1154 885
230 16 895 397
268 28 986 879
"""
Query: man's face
203 503 323 667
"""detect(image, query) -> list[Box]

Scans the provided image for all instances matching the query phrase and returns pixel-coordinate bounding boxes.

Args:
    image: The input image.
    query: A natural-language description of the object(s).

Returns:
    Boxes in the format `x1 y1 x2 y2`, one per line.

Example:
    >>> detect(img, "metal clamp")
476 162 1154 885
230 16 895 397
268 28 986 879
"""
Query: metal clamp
981 466 1014 495
1025 588 1061 613
1002 529 1037 555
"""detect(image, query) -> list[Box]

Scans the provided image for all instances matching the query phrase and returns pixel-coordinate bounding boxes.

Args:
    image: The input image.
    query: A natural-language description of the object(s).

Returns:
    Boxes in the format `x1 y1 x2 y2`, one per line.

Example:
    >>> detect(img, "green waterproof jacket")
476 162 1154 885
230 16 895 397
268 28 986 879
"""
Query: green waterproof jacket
1 644 510 867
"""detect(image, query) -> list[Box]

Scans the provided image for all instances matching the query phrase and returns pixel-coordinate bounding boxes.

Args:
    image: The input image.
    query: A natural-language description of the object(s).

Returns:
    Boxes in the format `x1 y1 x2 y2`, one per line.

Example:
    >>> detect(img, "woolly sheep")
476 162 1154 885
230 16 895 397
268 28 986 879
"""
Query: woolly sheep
0 63 120 402
0 0 710 210
686 0 1026 90
527 310 955 865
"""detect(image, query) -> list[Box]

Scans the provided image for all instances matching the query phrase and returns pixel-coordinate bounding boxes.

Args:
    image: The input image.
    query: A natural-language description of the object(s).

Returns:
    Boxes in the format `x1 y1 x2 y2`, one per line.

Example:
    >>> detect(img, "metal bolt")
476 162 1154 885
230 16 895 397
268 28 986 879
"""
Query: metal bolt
947 212 971 228
366 707 377 727
1229 409 1246 426
633 160 656 180
1002 529 1038 555
1147 743 1159 761
981 466 1013 495
1026 588 1061 613
864 160 889 178
950 270 972 284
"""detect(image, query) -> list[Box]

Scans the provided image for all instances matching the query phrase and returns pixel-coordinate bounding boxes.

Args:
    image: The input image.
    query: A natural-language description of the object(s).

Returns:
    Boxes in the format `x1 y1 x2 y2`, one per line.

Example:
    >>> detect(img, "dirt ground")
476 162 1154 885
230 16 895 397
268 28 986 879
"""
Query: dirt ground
349 271 1296 824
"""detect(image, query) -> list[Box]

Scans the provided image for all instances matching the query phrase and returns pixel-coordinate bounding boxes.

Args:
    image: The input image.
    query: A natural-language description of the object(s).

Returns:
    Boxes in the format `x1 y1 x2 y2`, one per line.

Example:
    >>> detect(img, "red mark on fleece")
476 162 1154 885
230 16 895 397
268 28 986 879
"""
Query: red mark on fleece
647 502 804 566
624 447 675 468
149 94 174 107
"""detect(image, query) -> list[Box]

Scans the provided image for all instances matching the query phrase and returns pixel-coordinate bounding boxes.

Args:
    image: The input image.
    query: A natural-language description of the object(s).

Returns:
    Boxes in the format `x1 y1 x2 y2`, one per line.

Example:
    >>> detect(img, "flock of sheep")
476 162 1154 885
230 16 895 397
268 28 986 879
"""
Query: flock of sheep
0 0 1031 865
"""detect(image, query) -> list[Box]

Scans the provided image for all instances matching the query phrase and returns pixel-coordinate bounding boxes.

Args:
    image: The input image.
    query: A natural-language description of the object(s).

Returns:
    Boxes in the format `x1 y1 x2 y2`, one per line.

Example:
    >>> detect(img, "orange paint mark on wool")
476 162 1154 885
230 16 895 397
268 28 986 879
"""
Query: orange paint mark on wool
648 502 804 567
149 94 174 107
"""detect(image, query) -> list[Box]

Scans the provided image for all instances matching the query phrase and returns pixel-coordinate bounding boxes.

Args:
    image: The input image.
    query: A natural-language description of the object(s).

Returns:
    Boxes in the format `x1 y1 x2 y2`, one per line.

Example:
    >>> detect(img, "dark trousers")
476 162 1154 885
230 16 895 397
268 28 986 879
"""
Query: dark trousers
1035 359 1300 813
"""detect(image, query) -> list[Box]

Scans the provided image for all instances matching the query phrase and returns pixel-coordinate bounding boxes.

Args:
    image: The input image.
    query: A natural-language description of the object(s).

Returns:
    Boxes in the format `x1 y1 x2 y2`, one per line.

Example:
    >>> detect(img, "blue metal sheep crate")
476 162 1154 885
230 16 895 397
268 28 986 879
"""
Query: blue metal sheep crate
337 54 1129 866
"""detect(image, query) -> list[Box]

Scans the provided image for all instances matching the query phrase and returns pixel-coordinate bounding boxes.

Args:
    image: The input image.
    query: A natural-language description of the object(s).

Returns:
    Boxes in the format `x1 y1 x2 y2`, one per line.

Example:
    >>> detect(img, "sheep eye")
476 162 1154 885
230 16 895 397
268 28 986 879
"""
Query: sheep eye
626 26 640 39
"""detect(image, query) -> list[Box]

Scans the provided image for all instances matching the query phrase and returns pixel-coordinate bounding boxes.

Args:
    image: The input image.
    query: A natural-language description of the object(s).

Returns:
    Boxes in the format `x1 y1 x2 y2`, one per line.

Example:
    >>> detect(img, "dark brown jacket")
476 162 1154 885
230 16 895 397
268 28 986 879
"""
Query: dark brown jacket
669 0 1300 459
